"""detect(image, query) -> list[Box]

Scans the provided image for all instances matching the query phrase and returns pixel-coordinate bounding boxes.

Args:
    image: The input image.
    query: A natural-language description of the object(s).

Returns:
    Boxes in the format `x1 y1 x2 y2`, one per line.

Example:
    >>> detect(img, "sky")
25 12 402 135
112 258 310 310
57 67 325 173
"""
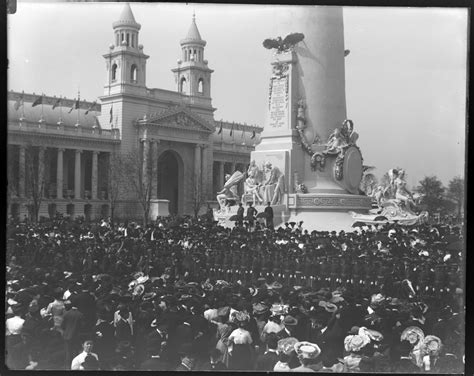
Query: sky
7 2 468 187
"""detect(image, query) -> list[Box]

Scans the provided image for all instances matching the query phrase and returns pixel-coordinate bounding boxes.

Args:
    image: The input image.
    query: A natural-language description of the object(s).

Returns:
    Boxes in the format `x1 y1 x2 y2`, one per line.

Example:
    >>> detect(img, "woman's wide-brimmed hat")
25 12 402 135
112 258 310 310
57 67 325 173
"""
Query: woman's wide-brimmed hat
294 341 321 359
344 334 370 353
277 337 299 355
422 335 442 356
401 326 425 345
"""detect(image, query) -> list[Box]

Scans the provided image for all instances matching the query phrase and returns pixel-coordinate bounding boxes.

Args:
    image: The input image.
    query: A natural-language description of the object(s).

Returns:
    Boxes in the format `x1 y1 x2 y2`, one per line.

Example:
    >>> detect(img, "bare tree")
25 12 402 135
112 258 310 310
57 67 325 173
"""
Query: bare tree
191 175 206 219
107 147 124 227
24 143 46 223
120 148 153 226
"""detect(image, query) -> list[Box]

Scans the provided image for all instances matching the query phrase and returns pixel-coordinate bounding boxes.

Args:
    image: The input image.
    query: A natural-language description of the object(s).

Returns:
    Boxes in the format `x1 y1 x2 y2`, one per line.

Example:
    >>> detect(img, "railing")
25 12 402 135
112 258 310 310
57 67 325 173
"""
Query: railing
9 121 120 140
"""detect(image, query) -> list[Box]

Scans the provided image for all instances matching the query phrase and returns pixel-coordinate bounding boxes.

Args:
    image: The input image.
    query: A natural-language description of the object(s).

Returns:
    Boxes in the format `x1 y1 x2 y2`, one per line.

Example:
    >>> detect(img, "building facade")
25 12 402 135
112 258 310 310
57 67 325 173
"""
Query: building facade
7 3 261 222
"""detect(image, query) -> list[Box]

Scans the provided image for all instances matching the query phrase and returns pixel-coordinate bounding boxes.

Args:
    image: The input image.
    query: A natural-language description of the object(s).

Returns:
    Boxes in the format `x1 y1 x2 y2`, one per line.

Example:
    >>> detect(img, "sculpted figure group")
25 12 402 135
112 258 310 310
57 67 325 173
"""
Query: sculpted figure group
325 119 359 155
370 168 419 214
215 161 285 212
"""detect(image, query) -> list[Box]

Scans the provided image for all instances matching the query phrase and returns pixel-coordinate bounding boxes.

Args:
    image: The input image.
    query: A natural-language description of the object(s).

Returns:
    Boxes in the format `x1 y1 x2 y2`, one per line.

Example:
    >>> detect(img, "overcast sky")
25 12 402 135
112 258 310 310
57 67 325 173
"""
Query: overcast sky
7 2 467 187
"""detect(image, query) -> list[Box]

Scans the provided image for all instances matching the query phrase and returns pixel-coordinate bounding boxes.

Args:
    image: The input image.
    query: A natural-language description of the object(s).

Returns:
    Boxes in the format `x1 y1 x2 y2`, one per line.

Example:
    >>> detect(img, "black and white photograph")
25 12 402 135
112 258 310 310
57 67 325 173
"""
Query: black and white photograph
5 0 468 372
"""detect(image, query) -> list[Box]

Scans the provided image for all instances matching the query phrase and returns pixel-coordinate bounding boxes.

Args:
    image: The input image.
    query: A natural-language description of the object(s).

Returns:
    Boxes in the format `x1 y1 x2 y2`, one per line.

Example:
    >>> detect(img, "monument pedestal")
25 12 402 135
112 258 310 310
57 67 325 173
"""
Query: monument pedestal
285 193 372 232
247 7 372 232
149 199 170 219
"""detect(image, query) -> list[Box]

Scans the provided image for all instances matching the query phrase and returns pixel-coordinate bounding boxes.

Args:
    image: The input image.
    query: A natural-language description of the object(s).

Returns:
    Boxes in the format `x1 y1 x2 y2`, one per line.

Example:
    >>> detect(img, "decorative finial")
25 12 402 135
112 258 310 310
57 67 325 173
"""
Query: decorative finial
193 10 196 21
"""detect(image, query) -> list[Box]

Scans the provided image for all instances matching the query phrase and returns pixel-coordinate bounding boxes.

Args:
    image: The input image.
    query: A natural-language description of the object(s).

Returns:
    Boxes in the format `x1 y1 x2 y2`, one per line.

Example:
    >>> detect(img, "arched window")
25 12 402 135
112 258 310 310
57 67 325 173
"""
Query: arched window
131 64 138 83
126 33 130 46
111 63 118 81
116 33 119 46
131 34 135 47
184 50 187 61
180 77 187 93
198 50 201 61
198 78 204 94
121 32 124 43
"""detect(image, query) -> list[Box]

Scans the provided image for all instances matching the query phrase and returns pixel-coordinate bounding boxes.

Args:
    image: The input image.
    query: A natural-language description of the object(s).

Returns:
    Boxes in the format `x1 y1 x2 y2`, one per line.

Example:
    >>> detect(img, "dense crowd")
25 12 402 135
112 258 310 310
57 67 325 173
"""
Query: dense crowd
5 214 465 372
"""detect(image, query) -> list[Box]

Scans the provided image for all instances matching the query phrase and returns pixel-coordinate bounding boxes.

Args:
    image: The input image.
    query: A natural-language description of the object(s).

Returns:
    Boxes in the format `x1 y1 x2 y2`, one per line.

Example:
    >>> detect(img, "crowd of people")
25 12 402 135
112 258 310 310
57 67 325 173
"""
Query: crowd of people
5 213 465 372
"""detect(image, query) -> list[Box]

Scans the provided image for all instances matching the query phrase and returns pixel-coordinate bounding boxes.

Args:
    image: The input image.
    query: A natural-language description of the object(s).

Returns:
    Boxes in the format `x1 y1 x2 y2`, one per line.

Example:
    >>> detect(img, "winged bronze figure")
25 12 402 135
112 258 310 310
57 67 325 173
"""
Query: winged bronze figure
263 32 305 52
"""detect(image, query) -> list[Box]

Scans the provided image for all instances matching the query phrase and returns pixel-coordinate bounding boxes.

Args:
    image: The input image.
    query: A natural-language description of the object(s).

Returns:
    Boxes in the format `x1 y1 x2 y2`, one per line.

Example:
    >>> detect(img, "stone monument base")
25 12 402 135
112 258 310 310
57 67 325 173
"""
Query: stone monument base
284 193 372 232
214 204 287 228
149 199 170 219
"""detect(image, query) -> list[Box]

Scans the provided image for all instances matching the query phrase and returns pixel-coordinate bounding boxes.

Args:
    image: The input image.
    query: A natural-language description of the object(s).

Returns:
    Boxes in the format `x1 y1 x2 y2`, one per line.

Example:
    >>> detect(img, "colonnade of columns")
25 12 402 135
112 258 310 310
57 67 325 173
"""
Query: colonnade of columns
11 144 109 201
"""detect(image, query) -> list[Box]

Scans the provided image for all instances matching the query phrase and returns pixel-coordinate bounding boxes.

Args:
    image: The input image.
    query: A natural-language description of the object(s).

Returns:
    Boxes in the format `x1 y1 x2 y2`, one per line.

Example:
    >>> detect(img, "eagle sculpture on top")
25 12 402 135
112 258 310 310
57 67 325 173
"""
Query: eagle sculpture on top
263 32 305 52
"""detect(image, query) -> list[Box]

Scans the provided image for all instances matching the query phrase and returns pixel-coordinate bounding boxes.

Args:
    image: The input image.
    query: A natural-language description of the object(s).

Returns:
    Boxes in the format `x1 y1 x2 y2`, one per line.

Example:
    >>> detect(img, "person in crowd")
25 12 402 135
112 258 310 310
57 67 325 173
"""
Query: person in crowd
4 214 465 372
70 340 99 370
62 300 85 368
199 348 228 370
45 288 66 335
254 332 279 371
264 202 274 229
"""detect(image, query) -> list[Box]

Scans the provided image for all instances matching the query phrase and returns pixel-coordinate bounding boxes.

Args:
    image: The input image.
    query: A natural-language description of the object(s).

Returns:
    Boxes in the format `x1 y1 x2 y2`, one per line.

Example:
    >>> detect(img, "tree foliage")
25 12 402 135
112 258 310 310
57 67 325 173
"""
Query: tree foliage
416 175 447 214
447 176 465 217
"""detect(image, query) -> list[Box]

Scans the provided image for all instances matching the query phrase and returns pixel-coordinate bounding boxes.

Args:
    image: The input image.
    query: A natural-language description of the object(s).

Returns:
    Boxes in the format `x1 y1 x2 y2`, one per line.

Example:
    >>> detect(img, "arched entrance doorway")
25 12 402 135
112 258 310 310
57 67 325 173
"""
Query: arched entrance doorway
157 151 180 215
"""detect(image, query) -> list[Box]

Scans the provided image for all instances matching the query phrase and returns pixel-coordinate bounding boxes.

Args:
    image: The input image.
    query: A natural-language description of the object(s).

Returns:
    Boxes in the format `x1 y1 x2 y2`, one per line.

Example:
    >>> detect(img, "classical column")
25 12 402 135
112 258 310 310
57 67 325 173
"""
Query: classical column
201 144 209 200
74 149 82 199
91 151 99 200
194 144 202 187
18 145 26 198
218 161 225 188
230 162 236 174
151 140 159 199
141 139 150 188
38 147 45 198
56 148 64 199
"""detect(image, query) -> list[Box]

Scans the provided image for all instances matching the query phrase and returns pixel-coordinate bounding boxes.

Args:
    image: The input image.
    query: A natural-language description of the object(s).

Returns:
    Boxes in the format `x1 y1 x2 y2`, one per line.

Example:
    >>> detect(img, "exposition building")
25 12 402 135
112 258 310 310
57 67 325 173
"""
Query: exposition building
7 3 262 221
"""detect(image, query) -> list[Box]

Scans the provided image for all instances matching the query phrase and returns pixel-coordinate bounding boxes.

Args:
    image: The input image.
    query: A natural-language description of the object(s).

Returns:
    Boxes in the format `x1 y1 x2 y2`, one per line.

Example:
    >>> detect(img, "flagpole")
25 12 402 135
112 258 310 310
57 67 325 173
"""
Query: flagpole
77 89 80 126
41 93 44 120
59 96 62 122
21 90 25 119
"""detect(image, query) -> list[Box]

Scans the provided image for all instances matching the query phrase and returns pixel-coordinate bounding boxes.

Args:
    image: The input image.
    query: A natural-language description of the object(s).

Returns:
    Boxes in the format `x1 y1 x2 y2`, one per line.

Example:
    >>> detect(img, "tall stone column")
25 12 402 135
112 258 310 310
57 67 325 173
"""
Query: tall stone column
141 139 150 188
194 144 202 188
38 147 45 198
74 149 82 199
92 151 99 200
56 148 64 199
201 144 209 200
151 140 159 199
230 162 236 174
18 145 26 198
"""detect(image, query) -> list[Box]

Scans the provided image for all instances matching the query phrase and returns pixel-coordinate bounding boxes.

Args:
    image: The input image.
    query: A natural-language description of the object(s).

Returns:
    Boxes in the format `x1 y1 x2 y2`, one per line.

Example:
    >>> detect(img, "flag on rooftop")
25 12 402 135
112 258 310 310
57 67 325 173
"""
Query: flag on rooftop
52 97 62 110
85 101 97 115
31 95 43 107
68 98 80 113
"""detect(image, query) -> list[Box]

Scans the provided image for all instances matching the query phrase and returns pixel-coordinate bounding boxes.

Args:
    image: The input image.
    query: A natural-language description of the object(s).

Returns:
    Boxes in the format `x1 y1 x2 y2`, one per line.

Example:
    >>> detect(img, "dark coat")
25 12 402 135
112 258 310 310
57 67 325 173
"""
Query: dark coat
254 350 279 371
71 291 96 324
139 356 170 371
94 320 116 360
199 360 228 371
62 308 84 340
115 318 133 342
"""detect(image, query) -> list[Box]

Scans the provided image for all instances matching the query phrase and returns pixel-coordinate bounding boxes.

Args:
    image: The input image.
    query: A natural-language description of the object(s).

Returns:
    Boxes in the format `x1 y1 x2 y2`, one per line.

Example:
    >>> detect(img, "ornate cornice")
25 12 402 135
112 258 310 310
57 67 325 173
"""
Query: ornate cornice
137 105 214 133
